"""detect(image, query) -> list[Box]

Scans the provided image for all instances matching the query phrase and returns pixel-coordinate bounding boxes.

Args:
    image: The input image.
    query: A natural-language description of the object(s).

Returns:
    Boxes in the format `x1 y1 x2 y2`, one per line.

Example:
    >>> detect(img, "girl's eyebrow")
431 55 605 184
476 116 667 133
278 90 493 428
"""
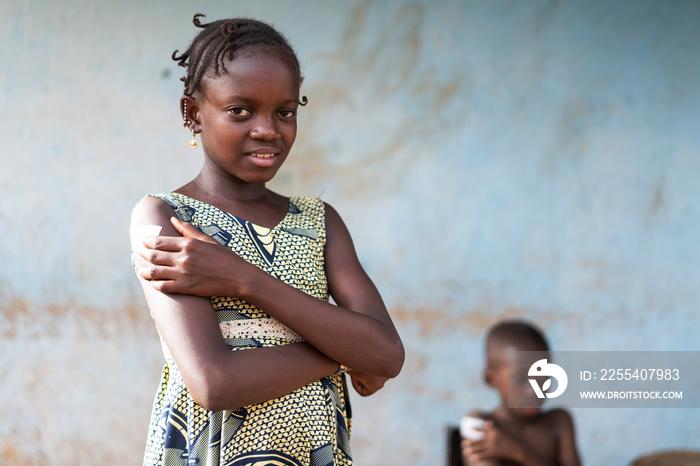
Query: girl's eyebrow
222 95 256 103
223 95 300 106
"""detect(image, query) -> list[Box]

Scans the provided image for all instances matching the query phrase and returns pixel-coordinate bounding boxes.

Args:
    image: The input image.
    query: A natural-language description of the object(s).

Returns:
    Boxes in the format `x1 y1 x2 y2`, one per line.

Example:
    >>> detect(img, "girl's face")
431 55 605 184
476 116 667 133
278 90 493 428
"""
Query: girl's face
193 50 300 186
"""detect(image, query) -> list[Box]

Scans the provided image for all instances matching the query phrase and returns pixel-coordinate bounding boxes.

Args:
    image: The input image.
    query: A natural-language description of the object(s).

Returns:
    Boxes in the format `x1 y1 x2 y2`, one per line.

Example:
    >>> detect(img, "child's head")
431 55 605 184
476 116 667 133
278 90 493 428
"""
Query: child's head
173 15 304 184
483 319 550 418
486 319 549 368
172 14 303 97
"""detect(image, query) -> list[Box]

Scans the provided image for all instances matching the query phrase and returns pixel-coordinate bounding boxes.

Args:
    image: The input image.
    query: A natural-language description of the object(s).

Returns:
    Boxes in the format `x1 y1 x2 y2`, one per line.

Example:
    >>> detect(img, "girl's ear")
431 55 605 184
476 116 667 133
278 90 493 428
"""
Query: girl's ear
180 96 202 133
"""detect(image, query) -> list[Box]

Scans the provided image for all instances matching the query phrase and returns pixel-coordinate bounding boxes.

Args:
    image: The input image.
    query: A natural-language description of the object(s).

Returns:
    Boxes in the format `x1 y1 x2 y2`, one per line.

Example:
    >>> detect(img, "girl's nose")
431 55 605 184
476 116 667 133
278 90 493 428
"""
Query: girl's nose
249 117 280 141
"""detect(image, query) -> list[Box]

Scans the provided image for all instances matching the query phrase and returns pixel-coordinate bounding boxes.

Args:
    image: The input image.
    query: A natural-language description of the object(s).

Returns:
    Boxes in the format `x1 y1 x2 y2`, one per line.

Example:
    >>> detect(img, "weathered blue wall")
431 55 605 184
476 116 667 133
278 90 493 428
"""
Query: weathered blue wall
1 0 699 464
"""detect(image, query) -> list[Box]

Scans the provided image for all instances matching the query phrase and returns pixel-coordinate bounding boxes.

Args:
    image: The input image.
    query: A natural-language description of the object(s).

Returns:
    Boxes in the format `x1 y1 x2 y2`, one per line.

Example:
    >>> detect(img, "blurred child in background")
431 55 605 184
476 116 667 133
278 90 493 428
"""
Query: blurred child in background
459 319 581 466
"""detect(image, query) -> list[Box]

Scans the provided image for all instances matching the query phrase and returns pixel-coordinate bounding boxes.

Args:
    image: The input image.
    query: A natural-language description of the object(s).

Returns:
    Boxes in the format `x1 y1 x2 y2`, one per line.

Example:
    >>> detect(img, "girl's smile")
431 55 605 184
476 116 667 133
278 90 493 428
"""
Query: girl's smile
246 150 280 168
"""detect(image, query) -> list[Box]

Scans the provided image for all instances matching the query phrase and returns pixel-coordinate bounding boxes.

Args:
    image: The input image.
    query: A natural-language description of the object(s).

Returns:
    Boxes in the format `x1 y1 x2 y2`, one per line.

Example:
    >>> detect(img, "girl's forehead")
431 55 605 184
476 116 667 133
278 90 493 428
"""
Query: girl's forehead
198 51 299 96
212 48 298 82
198 52 300 102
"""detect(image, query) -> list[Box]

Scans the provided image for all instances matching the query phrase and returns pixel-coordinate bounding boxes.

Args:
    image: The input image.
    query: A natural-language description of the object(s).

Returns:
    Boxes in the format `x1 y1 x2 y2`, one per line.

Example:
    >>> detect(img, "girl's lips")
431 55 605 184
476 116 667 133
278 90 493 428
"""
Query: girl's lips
246 152 278 167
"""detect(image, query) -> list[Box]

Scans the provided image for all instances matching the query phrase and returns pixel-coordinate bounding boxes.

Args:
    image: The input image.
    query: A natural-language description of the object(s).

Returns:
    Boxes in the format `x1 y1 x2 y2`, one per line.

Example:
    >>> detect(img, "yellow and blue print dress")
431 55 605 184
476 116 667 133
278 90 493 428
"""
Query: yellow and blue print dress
142 193 352 466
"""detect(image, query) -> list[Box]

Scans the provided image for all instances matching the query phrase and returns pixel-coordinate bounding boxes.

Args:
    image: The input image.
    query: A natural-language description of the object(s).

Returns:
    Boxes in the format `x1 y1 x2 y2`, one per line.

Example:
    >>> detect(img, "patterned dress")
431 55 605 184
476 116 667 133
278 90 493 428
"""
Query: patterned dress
141 193 352 466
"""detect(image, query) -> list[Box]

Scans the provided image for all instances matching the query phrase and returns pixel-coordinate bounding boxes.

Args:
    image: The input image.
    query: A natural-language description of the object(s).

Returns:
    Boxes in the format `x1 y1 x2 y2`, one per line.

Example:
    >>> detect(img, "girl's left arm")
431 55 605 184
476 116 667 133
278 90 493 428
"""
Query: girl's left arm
243 202 404 378
138 202 404 379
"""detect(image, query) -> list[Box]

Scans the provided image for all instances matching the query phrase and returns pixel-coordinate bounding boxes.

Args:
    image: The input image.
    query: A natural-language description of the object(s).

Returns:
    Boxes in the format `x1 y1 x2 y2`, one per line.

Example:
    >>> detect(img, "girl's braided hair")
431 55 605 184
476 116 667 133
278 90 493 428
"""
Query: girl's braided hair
172 14 304 98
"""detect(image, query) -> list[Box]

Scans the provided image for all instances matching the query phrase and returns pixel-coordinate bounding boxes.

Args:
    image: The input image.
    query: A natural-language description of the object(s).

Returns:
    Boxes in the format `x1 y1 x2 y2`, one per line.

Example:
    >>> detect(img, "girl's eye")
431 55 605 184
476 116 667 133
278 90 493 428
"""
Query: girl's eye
229 107 251 116
279 109 296 118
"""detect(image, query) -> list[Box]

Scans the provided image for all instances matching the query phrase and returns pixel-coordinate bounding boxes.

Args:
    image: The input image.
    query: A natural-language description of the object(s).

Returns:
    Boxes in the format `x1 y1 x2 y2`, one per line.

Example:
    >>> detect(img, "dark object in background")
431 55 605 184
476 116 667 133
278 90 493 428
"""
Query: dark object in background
447 426 464 466
630 450 700 466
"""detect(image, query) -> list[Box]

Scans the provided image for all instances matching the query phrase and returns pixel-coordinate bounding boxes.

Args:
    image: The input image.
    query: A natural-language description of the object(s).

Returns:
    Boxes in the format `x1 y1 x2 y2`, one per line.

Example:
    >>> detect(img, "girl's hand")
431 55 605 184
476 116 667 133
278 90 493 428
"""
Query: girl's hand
347 370 388 397
135 217 251 296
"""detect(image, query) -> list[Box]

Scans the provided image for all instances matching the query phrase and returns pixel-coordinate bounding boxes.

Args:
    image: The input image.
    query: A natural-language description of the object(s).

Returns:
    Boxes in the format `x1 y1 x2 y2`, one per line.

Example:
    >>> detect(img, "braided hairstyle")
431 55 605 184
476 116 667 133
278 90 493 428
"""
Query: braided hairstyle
172 14 305 101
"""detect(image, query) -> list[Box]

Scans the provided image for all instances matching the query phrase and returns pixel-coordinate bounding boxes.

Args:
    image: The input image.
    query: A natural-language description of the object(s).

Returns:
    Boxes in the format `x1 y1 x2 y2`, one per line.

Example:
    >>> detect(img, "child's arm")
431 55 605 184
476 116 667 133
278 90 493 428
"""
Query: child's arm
553 410 581 466
462 420 557 466
131 196 338 411
138 201 404 381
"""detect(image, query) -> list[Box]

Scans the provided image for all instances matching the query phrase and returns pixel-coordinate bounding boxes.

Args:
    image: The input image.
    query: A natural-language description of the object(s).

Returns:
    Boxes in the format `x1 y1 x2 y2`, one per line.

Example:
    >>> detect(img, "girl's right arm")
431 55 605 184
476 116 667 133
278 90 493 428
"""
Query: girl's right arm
131 196 338 412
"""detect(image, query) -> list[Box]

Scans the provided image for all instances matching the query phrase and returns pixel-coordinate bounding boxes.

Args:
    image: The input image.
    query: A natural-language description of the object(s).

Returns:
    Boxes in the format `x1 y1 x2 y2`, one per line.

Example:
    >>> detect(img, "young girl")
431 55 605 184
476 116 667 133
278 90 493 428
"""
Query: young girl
130 14 404 466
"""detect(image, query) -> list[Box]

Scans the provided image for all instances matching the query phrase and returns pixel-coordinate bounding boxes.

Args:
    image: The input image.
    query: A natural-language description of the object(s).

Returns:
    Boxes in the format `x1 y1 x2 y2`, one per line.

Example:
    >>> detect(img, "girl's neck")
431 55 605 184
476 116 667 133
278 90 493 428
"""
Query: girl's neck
176 172 289 230
184 156 276 202
190 174 270 204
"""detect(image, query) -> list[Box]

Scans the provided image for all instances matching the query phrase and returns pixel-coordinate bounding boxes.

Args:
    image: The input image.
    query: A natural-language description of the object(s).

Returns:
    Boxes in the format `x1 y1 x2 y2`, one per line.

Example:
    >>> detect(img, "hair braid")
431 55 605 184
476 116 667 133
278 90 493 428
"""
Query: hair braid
172 14 304 97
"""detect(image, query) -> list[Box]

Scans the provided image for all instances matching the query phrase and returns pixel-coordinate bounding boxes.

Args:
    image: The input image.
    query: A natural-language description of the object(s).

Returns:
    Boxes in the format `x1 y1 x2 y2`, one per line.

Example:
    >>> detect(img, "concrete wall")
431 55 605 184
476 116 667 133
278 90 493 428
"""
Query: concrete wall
2 0 699 464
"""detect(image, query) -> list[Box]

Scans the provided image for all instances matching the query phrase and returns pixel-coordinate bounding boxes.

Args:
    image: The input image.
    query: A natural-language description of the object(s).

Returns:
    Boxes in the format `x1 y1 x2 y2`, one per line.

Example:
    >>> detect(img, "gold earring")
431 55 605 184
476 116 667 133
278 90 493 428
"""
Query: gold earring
183 99 198 148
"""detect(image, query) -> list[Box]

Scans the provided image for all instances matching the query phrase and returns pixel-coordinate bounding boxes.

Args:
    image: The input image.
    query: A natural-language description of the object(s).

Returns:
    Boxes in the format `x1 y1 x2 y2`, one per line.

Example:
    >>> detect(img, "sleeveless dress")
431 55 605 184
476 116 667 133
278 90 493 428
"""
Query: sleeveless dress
141 193 352 466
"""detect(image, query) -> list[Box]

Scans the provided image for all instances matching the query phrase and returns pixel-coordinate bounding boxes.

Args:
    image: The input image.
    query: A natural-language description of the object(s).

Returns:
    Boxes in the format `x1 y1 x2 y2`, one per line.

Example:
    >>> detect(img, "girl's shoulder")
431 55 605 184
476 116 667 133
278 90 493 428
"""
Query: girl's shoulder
133 192 201 226
287 196 327 230
289 195 325 211
288 196 328 226
131 193 177 223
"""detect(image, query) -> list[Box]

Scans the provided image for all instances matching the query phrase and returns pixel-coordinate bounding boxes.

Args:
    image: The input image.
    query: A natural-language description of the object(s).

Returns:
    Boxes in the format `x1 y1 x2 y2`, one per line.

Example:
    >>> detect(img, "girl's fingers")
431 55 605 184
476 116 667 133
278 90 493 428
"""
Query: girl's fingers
170 217 218 244
142 235 186 252
137 264 179 281
135 262 183 291
350 376 365 396
137 248 174 266
150 279 178 293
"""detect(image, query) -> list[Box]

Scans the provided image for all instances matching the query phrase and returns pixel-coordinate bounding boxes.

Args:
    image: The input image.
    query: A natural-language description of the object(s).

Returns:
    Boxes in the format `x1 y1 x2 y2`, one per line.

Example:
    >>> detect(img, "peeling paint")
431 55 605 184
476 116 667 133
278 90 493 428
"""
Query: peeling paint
390 304 581 338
